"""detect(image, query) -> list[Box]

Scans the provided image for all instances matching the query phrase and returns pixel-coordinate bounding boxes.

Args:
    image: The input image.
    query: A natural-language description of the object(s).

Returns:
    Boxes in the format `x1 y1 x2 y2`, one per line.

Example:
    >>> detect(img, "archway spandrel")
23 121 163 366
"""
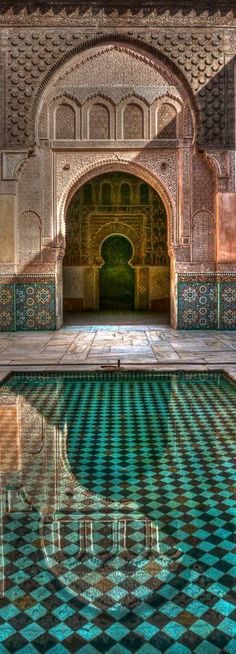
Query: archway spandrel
57 153 176 253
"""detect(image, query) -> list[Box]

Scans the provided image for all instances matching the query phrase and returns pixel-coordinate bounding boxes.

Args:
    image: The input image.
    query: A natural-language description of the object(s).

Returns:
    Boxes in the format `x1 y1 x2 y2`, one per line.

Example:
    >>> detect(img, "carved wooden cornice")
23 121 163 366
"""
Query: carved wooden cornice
0 0 235 11
0 0 235 25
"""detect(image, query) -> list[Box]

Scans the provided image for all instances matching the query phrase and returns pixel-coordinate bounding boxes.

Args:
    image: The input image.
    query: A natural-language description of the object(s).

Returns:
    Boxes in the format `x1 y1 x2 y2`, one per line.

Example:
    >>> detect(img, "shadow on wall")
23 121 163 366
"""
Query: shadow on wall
0 35 235 331
0 235 61 332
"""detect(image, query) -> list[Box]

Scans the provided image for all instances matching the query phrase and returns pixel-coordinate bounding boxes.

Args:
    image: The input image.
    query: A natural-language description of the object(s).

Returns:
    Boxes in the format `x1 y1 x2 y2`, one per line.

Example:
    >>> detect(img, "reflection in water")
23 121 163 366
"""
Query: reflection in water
0 372 235 650
0 403 21 473
40 516 170 611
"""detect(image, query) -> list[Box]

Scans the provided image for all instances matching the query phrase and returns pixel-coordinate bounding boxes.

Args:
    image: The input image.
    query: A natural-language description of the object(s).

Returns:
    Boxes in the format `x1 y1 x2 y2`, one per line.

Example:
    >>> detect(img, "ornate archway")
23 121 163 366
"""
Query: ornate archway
62 169 172 321
45 37 197 330
60 158 175 253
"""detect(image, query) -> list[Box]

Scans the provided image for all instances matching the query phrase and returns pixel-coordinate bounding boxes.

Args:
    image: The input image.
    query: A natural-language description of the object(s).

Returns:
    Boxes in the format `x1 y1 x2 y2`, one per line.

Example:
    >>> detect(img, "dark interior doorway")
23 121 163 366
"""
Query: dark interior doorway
99 235 134 310
63 170 170 325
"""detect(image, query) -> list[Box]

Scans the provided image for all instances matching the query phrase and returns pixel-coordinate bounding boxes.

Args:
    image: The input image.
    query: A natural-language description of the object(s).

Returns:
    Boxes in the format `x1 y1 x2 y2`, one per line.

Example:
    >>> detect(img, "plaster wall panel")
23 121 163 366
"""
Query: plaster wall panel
41 149 53 238
0 2 235 331
18 211 41 264
0 195 15 263
18 156 41 217
149 266 170 301
217 193 236 263
192 153 215 214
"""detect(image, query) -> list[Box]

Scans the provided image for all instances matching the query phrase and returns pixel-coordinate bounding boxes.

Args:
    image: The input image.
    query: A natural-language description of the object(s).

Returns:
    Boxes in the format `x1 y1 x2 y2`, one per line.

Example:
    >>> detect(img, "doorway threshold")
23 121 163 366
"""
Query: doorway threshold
63 310 170 327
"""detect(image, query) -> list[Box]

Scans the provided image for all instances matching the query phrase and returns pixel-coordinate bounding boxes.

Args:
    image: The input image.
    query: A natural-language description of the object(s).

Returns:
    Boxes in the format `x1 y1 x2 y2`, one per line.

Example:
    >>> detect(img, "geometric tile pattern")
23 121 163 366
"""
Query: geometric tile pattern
178 277 236 330
16 282 56 331
1 371 236 652
0 283 15 331
0 276 235 332
0 278 56 331
178 282 218 329
219 282 236 330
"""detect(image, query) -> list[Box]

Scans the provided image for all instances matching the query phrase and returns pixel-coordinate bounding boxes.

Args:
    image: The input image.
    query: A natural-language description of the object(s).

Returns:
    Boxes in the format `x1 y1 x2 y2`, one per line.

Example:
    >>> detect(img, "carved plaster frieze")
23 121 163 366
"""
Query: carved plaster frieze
0 180 17 195
56 151 177 201
175 262 216 273
224 30 236 54
217 263 236 272
53 45 180 89
204 150 230 178
228 151 236 192
134 151 177 203
192 152 215 213
47 85 182 107
0 265 16 275
1 151 28 180
16 262 56 274
204 150 232 192
4 30 227 148
173 246 191 262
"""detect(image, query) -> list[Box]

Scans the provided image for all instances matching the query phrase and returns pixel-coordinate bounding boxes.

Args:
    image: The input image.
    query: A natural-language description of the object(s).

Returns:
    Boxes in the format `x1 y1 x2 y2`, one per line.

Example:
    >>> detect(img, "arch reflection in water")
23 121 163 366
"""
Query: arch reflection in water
40 514 171 611
99 235 135 310
0 371 179 608
0 372 235 636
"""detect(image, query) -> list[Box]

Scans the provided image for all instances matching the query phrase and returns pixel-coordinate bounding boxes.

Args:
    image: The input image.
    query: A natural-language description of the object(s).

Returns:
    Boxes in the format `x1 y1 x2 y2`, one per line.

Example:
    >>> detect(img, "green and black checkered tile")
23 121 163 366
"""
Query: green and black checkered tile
0 372 235 653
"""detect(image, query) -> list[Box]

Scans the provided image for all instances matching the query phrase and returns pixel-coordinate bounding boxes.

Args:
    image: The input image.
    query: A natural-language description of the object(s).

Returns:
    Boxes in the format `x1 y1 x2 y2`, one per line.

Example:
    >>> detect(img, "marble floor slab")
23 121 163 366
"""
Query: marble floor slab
0 318 235 373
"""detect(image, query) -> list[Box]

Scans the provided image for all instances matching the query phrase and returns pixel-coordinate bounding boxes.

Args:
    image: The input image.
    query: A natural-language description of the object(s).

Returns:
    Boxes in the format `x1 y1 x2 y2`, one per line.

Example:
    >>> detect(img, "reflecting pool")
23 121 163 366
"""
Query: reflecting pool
0 372 235 653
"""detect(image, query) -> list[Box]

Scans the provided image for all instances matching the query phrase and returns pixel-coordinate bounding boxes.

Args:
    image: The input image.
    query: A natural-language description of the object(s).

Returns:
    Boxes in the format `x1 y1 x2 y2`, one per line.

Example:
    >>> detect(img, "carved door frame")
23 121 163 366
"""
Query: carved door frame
57 157 176 327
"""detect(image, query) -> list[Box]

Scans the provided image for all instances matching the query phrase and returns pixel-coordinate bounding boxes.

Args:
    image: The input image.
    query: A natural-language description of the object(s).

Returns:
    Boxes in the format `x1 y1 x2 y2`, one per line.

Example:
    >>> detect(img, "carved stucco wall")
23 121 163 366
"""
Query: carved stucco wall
38 44 185 143
0 2 235 329
1 27 231 149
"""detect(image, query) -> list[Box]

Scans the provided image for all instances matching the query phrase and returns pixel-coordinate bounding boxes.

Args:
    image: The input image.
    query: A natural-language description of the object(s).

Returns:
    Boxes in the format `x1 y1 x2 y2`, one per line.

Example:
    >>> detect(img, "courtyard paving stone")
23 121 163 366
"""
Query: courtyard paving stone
0 314 235 375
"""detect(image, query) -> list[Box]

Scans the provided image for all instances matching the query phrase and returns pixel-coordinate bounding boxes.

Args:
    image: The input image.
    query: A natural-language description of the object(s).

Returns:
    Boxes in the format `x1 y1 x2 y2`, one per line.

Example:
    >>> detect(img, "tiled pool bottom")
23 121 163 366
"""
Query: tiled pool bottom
0 372 235 653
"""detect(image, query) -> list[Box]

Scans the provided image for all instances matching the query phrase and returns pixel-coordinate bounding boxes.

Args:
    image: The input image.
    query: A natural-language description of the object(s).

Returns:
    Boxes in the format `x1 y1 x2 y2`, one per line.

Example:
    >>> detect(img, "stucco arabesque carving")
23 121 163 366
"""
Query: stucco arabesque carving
93 222 141 266
204 150 231 190
53 45 182 90
1 150 31 180
204 150 230 176
75 88 176 106
56 153 175 257
46 88 182 114
39 35 215 147
42 43 185 138
6 30 226 147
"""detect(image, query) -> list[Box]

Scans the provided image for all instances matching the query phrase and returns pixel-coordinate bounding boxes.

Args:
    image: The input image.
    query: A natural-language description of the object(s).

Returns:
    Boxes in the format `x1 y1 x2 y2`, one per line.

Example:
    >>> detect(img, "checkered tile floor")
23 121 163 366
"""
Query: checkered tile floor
0 372 235 653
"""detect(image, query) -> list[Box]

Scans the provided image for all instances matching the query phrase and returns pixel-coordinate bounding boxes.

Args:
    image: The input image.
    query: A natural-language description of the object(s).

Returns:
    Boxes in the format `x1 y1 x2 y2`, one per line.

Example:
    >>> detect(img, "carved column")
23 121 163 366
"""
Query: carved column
137 267 149 309
84 266 96 310
178 143 192 244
